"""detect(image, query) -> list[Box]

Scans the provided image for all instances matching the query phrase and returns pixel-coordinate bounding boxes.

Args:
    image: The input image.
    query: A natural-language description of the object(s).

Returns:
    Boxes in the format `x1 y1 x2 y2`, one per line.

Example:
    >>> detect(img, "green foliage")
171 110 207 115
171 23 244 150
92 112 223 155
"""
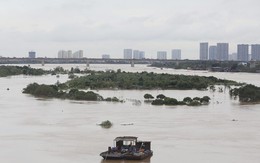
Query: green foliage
151 99 164 105
183 97 192 103
151 94 209 106
144 93 154 99
209 85 216 92
193 97 201 101
67 89 103 101
99 120 113 129
68 73 77 79
23 83 104 101
157 94 166 99
188 101 202 106
0 66 47 77
105 97 121 102
164 97 178 105
53 66 66 74
200 96 211 104
230 84 260 102
23 83 59 97
150 60 260 73
66 71 238 90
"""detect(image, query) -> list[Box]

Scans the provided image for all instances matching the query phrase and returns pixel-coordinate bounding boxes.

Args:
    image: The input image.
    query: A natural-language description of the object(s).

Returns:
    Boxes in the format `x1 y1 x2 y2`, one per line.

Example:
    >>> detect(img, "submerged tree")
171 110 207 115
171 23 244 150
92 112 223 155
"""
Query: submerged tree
144 94 154 100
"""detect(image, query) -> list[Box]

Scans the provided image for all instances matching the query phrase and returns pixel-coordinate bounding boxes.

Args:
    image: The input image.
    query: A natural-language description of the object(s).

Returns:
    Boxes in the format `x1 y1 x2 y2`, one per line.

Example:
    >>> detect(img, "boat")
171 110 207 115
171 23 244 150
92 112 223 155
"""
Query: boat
100 136 153 160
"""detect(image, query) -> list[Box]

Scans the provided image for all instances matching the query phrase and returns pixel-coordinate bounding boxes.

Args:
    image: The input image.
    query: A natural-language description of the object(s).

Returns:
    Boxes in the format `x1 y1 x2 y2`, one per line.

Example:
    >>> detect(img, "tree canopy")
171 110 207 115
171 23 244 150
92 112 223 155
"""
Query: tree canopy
66 71 238 90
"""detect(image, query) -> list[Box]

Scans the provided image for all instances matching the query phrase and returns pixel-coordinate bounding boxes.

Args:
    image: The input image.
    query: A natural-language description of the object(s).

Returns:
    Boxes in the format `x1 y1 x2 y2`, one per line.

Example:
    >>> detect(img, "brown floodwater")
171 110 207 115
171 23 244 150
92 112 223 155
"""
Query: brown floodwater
0 64 260 163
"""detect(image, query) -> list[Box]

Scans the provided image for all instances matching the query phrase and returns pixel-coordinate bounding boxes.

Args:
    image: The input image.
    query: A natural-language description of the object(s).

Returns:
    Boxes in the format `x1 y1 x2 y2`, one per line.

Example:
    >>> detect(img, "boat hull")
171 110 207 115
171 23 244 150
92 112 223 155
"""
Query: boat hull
100 151 153 160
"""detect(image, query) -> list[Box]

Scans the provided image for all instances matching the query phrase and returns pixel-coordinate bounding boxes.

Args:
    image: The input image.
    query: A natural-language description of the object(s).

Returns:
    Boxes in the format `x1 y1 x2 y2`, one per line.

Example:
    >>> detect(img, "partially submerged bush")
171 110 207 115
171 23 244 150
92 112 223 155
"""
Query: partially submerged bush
99 120 113 128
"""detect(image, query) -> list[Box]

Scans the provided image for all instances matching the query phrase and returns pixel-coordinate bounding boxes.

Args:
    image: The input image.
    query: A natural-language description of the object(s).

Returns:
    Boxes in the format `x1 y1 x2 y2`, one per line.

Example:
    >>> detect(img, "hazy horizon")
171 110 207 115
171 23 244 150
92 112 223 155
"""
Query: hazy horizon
1 0 260 59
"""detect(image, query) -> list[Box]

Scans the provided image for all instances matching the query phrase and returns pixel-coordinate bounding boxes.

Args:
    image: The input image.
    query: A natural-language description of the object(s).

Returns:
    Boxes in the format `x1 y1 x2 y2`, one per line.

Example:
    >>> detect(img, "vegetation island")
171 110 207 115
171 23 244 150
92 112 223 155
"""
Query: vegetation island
230 84 260 103
22 69 242 105
150 60 260 73
0 65 47 77
65 70 238 90
144 94 211 106
1 65 258 104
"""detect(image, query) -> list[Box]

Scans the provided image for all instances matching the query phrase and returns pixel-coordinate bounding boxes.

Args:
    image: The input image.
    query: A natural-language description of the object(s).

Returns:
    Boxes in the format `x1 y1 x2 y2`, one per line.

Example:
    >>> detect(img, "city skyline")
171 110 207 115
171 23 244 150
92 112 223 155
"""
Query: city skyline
0 0 260 59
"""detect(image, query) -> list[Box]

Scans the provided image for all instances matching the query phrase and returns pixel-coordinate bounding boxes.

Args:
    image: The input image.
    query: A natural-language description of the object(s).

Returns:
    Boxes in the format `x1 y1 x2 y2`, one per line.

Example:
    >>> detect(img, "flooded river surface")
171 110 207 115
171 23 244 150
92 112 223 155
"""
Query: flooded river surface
0 64 260 163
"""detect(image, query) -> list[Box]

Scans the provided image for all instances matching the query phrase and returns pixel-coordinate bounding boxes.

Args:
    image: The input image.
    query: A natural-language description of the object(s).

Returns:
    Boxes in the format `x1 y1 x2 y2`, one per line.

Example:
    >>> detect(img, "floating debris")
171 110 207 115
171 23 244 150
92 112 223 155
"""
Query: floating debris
120 123 134 126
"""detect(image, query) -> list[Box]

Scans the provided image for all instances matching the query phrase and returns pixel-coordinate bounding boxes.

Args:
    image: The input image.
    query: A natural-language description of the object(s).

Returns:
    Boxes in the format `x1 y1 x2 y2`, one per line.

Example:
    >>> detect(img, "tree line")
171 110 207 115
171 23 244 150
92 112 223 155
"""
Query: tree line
144 93 211 106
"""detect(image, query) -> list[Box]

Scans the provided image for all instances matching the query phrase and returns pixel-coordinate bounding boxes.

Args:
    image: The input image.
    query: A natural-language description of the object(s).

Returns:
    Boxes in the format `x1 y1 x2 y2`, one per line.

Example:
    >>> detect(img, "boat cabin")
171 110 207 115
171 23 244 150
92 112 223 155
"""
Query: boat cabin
113 136 151 152
100 136 153 160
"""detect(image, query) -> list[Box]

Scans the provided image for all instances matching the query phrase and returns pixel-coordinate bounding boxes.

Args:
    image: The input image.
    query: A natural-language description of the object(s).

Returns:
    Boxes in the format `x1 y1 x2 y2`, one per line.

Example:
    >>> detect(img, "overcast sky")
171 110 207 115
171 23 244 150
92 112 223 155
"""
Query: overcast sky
0 0 260 59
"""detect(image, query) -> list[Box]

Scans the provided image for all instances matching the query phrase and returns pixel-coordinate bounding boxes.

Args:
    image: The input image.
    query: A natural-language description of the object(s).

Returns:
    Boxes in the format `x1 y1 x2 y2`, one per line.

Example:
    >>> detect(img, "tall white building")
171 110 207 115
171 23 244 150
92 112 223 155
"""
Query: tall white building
200 42 208 60
123 49 132 59
102 54 110 59
58 50 68 58
139 51 145 59
68 50 72 58
217 43 229 61
171 49 181 60
157 51 167 59
73 50 83 58
133 50 145 59
251 44 260 61
133 50 140 59
209 46 217 60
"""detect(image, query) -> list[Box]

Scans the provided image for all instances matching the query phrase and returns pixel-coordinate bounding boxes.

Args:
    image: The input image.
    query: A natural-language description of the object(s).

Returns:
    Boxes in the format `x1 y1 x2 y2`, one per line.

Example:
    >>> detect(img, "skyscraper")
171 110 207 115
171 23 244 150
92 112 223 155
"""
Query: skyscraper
123 49 132 59
58 50 68 58
132 50 145 59
237 44 249 61
251 44 260 61
200 42 208 60
133 50 140 59
209 46 217 60
157 51 167 59
171 49 181 60
68 50 72 58
217 43 229 61
73 50 83 58
102 54 110 59
28 51 36 58
139 51 145 59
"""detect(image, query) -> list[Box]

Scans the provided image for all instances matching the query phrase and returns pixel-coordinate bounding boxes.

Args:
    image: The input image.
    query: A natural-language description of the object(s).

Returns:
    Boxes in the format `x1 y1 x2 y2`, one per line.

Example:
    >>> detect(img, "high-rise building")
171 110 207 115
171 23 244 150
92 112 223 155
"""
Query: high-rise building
209 46 217 60
200 42 208 60
139 51 145 59
102 54 110 59
58 50 68 58
133 50 145 59
171 49 181 60
73 50 83 58
68 50 72 58
28 51 36 58
217 43 229 61
124 49 132 59
157 51 167 59
251 44 260 61
133 50 140 59
237 44 249 61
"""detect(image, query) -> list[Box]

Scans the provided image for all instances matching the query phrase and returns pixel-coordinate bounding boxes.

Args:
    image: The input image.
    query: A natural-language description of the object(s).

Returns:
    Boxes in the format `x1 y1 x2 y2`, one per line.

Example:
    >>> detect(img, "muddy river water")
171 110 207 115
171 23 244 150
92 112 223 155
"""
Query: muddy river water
0 64 259 163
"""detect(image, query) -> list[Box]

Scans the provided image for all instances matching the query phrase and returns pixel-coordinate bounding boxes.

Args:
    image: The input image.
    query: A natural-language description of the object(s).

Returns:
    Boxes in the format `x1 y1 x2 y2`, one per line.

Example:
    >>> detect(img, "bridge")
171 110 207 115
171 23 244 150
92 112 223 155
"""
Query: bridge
0 57 192 67
0 57 259 68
